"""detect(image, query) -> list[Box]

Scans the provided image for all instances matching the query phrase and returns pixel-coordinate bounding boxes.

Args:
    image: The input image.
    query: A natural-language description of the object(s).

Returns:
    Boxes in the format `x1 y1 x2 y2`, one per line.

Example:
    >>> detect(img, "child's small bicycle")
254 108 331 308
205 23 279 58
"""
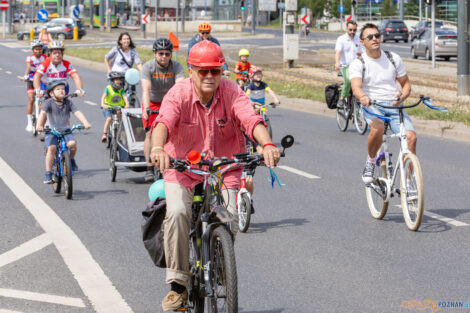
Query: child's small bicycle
44 124 84 200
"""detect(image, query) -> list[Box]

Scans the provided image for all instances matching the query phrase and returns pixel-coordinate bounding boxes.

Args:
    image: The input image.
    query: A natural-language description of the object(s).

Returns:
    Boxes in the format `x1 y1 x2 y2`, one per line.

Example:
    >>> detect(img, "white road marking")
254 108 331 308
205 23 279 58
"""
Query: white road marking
21 49 29 53
0 309 26 313
0 157 134 313
277 165 320 179
0 233 52 268
84 100 97 106
0 288 85 308
16 76 24 80
5 71 12 75
394 205 468 226
0 68 2 70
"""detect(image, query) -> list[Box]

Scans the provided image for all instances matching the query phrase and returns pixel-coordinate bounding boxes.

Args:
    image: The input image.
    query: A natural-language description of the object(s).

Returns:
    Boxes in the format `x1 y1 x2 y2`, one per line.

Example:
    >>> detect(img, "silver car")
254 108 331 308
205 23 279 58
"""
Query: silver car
410 28 457 61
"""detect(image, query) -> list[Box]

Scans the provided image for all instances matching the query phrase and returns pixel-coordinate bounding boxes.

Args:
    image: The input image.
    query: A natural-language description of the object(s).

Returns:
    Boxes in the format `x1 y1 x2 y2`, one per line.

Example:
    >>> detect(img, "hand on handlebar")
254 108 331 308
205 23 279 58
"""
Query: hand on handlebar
83 122 91 130
75 89 85 98
36 124 44 132
392 93 403 106
360 94 371 107
262 145 281 169
151 148 170 173
142 108 149 121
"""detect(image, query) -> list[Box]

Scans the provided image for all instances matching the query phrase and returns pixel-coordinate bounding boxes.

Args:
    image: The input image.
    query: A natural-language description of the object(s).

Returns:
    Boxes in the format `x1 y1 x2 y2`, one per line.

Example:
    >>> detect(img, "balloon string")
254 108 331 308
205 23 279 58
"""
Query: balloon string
267 167 285 189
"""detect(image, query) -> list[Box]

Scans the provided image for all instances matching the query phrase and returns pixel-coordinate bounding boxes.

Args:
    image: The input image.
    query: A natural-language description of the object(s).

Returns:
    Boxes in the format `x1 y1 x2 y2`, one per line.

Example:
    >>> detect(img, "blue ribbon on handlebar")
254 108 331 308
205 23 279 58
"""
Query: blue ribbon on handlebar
267 167 285 189
361 106 392 123
423 100 448 112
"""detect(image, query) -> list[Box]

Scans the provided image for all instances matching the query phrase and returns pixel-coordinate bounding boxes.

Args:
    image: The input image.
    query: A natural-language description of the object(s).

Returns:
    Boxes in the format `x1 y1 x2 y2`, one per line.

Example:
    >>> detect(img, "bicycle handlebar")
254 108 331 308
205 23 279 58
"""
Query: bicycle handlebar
43 124 84 136
370 95 447 112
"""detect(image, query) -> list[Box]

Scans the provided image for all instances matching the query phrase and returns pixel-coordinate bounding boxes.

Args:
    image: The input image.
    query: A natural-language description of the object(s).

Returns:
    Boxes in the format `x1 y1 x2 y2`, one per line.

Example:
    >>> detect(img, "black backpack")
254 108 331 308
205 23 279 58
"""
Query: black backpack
141 197 166 268
325 84 341 109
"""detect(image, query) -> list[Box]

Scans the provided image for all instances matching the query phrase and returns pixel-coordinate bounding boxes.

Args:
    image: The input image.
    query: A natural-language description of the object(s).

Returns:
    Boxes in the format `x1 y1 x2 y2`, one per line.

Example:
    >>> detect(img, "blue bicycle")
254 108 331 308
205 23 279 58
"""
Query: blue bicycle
44 124 84 199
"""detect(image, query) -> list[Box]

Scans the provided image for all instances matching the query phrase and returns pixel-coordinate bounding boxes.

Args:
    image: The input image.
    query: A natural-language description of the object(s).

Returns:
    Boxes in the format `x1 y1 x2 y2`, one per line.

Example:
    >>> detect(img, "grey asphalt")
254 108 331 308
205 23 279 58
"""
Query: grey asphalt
0 43 469 313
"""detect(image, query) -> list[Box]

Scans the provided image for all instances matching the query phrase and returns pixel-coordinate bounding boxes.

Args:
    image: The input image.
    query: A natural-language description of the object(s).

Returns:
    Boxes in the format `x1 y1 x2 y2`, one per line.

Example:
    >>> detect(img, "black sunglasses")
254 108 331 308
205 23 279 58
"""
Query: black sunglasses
157 52 171 57
364 33 381 41
200 32 210 35
194 68 222 77
348 28 357 32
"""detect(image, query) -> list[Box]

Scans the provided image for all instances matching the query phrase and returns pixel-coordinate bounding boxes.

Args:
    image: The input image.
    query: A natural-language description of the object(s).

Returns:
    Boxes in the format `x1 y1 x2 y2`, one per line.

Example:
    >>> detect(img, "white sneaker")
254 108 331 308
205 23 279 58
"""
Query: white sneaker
362 161 375 184
25 124 33 132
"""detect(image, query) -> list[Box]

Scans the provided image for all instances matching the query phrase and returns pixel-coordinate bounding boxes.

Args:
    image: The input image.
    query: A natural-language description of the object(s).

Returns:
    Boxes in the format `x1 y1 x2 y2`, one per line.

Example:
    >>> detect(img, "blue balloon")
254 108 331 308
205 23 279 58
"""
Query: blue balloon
149 179 166 201
125 68 140 85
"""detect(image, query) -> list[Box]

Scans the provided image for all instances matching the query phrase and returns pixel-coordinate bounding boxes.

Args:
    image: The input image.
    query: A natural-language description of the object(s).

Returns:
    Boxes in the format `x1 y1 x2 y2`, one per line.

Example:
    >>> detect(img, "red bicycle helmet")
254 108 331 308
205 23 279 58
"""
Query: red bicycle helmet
187 40 225 68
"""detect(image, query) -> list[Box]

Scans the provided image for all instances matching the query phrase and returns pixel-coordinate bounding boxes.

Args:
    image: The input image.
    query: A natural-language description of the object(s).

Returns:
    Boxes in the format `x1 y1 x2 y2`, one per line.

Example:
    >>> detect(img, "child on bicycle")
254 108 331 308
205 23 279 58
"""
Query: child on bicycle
22 40 47 132
246 67 280 110
36 80 91 184
234 48 254 90
100 71 129 143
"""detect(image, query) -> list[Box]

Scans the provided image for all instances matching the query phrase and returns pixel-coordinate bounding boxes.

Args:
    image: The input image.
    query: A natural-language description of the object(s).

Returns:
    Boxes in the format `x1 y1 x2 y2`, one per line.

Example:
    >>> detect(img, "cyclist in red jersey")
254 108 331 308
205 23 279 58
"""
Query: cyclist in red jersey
22 40 47 132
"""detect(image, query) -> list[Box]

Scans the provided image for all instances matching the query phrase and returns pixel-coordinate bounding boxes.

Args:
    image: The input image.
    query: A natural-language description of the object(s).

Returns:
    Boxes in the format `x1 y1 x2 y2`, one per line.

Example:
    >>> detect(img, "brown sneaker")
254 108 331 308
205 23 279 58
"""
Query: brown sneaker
162 290 188 311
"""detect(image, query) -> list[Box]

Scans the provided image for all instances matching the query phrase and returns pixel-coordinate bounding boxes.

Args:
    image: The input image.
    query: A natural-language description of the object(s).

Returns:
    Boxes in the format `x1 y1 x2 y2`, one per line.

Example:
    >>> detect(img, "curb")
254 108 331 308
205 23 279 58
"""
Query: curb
66 54 470 143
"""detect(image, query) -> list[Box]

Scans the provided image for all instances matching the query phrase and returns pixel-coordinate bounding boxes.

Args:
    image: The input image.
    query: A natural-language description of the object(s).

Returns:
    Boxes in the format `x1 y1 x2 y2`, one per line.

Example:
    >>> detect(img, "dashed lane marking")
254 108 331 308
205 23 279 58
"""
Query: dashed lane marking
5 71 12 75
0 289 85 308
277 165 320 179
21 49 29 53
0 309 26 313
394 205 468 226
0 156 134 313
0 233 52 268
84 100 97 106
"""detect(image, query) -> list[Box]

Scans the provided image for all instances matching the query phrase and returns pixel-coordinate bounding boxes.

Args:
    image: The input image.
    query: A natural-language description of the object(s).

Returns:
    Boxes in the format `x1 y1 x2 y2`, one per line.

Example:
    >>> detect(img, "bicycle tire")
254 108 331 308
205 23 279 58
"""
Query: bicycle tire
336 106 349 132
52 160 62 193
62 151 73 200
207 226 238 313
365 159 389 219
32 114 37 137
238 193 252 233
401 154 424 231
353 100 368 135
110 138 117 182
32 99 40 137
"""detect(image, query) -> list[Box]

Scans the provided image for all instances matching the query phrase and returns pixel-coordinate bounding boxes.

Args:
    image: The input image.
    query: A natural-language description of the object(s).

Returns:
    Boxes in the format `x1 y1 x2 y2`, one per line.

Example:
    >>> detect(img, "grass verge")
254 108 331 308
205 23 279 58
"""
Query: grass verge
66 47 468 125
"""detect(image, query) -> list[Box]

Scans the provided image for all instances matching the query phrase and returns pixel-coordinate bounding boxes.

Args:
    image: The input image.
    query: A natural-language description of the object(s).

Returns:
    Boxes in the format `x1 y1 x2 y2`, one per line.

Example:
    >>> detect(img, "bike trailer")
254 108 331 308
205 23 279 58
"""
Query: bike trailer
115 108 147 171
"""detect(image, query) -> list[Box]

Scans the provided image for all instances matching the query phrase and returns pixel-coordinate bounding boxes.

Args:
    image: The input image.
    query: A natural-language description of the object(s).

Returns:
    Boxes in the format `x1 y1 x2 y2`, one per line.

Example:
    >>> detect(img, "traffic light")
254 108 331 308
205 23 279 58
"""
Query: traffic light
241 0 245 11
425 0 431 5
352 0 357 6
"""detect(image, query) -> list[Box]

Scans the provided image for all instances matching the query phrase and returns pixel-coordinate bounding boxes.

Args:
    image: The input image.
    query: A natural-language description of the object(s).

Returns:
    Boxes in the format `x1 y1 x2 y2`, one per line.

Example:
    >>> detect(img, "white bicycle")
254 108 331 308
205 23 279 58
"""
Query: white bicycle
364 95 447 231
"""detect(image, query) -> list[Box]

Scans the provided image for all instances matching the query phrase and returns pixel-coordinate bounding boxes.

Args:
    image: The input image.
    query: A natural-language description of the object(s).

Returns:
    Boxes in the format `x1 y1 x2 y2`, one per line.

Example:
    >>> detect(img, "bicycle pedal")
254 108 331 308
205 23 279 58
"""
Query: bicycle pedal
395 188 401 195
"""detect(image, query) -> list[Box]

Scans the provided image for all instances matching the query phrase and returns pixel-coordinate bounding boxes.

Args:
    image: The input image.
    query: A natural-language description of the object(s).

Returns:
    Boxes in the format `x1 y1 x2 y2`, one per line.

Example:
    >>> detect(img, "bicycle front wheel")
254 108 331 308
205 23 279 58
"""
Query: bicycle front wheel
353 100 368 135
52 160 62 193
336 105 349 132
62 151 73 200
238 193 252 233
109 138 117 182
365 159 389 219
207 226 238 313
401 154 424 231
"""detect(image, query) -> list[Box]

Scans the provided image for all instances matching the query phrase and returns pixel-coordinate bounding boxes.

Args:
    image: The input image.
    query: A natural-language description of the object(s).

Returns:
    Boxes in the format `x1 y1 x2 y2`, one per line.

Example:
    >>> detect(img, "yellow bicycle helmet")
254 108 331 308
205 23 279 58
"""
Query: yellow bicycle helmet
238 48 250 57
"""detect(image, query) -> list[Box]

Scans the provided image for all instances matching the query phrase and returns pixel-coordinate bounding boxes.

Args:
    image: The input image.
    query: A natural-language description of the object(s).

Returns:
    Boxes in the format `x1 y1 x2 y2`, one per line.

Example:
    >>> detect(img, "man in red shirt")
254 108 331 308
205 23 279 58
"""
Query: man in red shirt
150 40 280 311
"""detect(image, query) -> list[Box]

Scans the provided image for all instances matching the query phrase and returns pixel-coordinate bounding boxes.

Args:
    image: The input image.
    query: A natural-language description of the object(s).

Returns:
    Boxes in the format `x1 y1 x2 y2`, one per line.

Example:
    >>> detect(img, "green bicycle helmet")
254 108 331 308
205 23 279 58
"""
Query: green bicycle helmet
148 179 166 201
238 48 250 57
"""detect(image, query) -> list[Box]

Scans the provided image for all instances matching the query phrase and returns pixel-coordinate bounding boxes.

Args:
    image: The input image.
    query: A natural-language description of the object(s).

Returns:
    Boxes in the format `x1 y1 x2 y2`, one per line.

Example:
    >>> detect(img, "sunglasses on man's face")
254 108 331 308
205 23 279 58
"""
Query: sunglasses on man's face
364 33 381 41
200 32 210 35
348 28 357 32
193 68 222 77
157 52 171 57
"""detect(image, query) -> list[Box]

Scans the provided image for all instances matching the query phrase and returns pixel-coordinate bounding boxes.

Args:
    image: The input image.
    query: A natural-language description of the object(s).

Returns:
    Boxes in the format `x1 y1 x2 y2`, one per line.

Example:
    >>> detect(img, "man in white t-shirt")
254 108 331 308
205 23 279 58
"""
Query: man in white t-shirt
335 20 363 107
350 23 414 184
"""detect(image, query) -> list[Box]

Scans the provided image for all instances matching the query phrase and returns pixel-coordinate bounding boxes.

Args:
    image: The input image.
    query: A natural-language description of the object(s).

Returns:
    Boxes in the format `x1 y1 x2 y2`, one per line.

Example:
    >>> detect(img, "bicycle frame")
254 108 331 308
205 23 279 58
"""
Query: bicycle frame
237 171 252 209
50 131 73 178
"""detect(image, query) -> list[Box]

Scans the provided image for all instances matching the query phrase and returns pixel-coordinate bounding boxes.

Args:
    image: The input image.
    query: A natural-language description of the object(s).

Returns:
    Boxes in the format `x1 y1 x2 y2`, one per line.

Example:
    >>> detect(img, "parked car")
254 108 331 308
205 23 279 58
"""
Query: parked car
378 19 409 43
410 28 457 61
409 20 444 41
17 18 86 41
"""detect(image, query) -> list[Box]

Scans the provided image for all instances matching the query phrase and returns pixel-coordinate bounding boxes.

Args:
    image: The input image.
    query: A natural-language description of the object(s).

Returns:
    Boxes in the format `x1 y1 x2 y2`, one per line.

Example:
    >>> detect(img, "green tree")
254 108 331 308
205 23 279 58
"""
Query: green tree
381 0 397 17
298 0 328 18
405 0 419 16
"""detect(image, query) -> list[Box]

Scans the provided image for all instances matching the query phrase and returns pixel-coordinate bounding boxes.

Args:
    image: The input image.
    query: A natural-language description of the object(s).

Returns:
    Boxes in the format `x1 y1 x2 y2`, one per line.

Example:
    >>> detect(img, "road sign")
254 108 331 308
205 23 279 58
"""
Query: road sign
0 1 9 11
37 9 49 21
301 14 310 25
141 13 149 24
259 0 276 11
338 5 345 13
278 2 285 9
246 1 252 8
72 5 80 18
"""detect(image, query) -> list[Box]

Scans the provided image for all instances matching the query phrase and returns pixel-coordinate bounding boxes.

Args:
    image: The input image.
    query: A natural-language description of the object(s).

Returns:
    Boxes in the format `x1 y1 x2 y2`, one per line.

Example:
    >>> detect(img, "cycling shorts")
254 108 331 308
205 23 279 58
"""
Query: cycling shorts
143 101 161 132
45 133 75 148
102 107 121 119
361 101 415 135
27 80 47 94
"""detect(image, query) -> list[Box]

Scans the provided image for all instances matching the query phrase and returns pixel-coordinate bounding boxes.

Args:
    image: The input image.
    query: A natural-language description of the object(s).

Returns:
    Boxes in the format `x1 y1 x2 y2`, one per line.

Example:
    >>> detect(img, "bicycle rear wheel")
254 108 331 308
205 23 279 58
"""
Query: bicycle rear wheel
189 241 205 313
207 226 237 313
365 159 389 219
238 193 252 233
109 138 117 182
353 100 368 135
336 104 349 132
401 154 424 231
62 151 73 200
